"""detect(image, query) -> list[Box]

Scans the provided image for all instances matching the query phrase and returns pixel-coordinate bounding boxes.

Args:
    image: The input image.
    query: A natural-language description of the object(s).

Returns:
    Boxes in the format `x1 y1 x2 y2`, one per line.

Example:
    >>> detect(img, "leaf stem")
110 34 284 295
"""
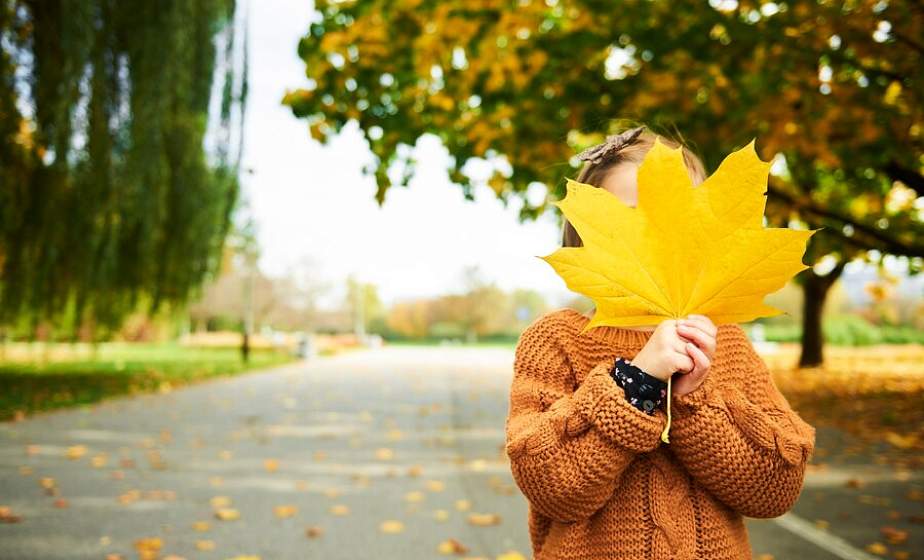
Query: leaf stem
660 376 672 444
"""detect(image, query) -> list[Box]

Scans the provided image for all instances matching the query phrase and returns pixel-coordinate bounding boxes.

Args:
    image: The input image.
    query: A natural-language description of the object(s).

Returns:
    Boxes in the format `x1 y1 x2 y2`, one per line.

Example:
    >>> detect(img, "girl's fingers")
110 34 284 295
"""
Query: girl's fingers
682 314 717 337
678 317 714 340
685 341 710 377
687 313 716 332
671 344 695 373
676 323 716 358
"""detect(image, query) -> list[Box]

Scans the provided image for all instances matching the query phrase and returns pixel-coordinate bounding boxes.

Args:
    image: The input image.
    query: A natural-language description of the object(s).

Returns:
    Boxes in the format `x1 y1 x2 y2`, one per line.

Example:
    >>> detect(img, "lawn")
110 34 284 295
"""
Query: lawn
0 342 297 422
764 342 924 469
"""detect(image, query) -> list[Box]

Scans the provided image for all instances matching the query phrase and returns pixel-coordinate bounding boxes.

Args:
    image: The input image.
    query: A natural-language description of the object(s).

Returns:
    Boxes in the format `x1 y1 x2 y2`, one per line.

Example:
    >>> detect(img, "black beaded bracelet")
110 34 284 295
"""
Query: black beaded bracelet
610 357 668 415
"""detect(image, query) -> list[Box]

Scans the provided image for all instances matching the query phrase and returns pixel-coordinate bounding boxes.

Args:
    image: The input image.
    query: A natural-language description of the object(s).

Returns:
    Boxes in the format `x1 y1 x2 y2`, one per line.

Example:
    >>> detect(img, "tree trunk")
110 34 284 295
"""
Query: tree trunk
799 261 846 368
241 328 251 364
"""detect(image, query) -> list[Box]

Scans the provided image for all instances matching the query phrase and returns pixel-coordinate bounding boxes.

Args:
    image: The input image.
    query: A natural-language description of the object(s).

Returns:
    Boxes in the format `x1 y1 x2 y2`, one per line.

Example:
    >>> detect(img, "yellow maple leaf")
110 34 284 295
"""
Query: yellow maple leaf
540 137 819 442
542 137 816 327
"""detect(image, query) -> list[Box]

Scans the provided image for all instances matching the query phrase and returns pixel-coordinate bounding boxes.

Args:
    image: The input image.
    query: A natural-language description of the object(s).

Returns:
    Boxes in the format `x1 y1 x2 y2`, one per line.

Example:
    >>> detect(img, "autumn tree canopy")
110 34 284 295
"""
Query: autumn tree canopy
283 0 921 256
284 0 922 365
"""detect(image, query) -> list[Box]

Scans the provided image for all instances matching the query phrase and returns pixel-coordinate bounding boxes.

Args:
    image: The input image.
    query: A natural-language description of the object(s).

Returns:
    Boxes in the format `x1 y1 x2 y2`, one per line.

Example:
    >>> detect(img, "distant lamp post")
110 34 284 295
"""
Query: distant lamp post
239 167 258 363
242 229 257 363
349 275 366 345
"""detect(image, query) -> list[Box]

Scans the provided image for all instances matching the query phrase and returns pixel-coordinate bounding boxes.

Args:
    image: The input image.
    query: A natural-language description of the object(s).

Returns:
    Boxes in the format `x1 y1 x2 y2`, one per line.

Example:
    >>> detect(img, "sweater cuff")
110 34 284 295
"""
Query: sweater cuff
571 361 668 453
611 357 668 415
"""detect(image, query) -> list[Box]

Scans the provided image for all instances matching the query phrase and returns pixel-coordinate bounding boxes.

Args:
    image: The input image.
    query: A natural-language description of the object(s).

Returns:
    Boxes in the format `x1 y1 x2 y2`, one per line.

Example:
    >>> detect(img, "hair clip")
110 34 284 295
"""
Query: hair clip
575 126 646 165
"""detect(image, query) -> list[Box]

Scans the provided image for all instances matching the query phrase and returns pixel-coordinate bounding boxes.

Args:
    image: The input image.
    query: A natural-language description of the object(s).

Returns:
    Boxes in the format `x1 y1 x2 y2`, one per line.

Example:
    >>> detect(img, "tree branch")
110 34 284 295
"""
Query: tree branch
884 160 924 197
767 180 924 257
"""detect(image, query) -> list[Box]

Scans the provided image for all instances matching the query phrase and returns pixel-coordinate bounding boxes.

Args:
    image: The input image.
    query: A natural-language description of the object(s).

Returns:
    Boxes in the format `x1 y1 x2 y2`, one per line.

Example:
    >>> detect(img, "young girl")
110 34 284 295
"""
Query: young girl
505 125 817 560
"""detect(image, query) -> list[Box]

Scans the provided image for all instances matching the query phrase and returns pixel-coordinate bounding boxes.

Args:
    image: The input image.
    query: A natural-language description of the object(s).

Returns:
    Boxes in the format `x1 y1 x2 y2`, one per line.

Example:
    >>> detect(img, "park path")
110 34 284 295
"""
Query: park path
0 346 917 559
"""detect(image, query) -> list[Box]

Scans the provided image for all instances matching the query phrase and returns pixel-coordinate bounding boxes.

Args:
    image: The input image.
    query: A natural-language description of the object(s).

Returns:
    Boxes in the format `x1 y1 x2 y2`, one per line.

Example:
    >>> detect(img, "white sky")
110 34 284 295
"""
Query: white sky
241 0 572 310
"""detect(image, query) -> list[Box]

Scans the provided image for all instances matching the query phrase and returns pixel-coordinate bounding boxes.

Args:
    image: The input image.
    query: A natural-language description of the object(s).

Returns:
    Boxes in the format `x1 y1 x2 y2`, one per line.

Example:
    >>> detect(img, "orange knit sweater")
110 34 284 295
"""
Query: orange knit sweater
505 308 816 560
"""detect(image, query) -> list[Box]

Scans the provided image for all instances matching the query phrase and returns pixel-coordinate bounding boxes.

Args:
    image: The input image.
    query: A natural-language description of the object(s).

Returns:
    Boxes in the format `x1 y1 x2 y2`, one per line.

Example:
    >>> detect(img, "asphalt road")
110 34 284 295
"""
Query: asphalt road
0 346 919 559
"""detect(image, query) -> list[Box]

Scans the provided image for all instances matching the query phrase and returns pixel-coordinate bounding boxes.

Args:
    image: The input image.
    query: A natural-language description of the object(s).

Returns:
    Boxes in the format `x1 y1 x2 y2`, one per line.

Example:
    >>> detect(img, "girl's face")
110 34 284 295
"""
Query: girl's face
599 162 640 208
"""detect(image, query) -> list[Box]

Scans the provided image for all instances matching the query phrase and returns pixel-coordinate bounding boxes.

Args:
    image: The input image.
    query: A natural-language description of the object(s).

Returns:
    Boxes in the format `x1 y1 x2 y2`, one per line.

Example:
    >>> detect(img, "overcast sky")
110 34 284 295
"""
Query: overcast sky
240 0 573 311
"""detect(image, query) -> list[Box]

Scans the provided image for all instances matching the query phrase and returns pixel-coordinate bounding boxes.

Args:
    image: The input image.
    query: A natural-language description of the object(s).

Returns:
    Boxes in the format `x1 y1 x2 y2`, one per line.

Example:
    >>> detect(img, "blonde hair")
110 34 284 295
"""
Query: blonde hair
562 125 708 248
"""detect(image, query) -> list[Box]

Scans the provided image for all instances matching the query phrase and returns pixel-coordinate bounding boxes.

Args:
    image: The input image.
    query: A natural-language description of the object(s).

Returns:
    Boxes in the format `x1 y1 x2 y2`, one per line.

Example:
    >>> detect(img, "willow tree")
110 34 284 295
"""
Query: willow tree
283 0 922 366
0 0 248 340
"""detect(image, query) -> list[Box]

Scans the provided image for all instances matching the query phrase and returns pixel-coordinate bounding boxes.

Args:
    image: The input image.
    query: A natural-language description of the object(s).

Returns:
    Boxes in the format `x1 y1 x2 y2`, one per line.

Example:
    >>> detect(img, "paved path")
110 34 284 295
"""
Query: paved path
0 347 920 559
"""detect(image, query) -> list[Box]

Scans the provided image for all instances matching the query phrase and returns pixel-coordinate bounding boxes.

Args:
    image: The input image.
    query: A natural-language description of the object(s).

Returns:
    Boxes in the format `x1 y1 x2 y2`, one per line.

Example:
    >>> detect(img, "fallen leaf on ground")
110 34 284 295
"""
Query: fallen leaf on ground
133 537 163 560
405 491 425 503
273 505 298 519
214 508 240 521
880 526 908 545
437 538 469 555
468 513 501 526
329 504 350 516
0 506 22 523
66 445 88 460
884 432 916 449
305 525 324 538
379 520 405 534
210 496 232 508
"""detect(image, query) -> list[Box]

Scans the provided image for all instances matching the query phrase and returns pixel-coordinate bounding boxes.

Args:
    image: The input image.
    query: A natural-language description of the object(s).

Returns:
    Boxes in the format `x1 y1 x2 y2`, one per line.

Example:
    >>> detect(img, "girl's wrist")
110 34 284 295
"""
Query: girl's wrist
610 357 668 415
628 355 669 383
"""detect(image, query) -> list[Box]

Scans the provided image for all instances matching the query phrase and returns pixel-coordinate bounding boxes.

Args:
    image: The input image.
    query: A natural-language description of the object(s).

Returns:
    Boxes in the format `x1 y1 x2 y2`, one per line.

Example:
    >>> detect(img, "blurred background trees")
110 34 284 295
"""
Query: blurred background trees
0 0 248 341
2 0 921 360
283 0 923 365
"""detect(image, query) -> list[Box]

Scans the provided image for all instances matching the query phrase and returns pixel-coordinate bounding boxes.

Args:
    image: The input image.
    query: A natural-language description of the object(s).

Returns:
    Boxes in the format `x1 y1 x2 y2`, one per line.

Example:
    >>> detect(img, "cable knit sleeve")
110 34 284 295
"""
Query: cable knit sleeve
505 316 667 523
667 324 816 519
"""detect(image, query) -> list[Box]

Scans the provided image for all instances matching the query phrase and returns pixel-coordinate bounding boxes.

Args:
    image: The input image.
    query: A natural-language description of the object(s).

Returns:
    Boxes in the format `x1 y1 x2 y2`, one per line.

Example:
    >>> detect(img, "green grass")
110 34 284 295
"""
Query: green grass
758 315 924 345
0 343 296 421
385 338 517 348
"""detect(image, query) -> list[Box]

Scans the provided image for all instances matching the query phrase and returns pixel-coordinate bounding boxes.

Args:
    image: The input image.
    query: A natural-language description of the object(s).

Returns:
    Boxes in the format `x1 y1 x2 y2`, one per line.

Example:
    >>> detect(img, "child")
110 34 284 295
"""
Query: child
505 125 817 560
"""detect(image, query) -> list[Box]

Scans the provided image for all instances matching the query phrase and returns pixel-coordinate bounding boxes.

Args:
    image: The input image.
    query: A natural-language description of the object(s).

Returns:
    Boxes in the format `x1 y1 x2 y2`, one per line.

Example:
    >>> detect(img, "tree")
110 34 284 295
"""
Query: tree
0 0 249 340
457 265 509 342
386 299 432 338
189 254 330 334
345 275 384 338
284 0 922 366
223 213 259 362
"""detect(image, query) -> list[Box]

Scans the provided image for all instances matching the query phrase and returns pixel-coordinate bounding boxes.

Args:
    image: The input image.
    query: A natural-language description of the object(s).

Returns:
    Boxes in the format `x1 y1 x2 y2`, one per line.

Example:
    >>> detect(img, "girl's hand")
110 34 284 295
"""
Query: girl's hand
672 314 717 398
630 319 694 383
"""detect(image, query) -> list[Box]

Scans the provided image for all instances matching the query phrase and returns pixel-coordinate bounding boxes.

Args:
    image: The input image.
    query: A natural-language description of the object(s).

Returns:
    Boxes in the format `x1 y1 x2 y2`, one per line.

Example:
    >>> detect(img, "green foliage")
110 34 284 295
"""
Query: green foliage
880 325 924 344
0 342 292 420
758 315 924 345
0 0 248 339
283 0 923 270
822 313 883 346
